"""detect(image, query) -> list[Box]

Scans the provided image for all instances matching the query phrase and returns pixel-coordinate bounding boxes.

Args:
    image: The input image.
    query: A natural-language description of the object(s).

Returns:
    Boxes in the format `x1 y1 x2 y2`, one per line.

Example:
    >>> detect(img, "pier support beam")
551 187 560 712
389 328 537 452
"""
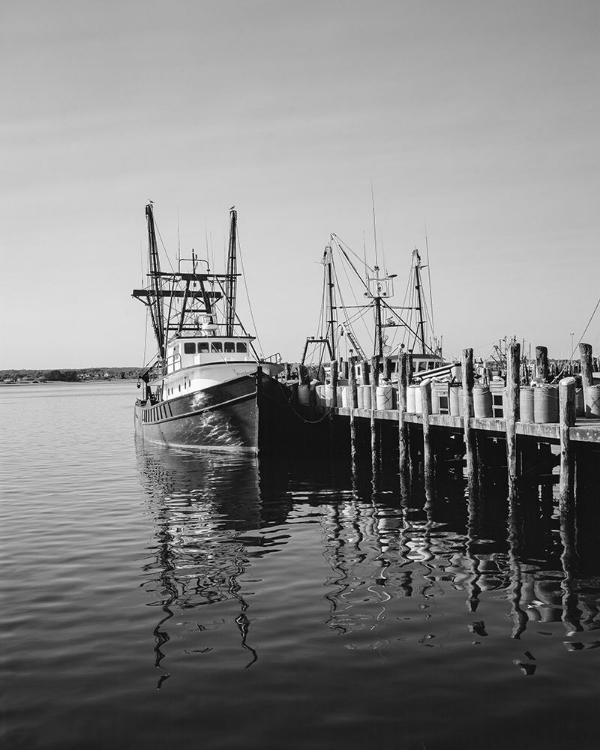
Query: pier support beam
505 342 521 495
536 346 549 383
579 343 593 388
579 342 593 416
362 359 371 390
462 348 477 493
330 360 338 407
559 377 576 511
348 357 358 469
370 356 380 473
398 353 409 476
421 379 433 484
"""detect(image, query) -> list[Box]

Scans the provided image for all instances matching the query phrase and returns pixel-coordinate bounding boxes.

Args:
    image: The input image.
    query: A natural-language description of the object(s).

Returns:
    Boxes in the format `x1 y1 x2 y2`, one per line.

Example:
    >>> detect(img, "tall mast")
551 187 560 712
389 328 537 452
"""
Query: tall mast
413 249 426 355
325 246 337 361
145 203 165 360
225 207 238 336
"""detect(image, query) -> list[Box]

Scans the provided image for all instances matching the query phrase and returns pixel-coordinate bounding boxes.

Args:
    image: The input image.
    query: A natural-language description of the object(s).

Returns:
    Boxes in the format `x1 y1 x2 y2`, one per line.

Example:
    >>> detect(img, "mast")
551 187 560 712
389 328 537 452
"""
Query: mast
325 246 337 361
413 249 426 355
224 207 237 336
375 291 384 358
146 203 165 361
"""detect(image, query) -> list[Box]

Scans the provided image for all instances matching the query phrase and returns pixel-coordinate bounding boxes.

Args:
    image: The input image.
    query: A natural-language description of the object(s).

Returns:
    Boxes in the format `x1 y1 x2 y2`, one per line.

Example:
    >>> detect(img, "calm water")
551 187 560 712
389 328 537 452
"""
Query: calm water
2 382 600 750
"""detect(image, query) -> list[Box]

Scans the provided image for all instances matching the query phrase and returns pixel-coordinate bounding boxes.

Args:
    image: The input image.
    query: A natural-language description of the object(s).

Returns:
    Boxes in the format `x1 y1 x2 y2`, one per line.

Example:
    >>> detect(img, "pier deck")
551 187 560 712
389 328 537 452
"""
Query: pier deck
327 406 600 444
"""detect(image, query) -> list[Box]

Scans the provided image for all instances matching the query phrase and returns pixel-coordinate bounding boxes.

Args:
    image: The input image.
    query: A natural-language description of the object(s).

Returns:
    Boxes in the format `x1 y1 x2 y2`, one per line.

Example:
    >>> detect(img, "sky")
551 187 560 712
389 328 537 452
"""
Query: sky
1 0 599 369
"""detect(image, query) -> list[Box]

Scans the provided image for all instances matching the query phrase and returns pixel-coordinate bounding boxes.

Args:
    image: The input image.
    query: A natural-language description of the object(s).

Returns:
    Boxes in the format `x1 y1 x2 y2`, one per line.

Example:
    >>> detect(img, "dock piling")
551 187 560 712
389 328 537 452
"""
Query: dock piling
579 343 594 416
421 379 433 483
536 346 549 383
462 348 477 492
505 342 520 492
558 377 576 510
370 356 380 469
398 353 409 477
330 360 338 407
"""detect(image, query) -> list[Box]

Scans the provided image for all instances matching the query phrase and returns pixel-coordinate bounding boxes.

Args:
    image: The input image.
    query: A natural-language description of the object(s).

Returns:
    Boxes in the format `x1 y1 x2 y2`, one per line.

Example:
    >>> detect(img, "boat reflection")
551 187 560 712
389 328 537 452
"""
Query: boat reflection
136 443 293 682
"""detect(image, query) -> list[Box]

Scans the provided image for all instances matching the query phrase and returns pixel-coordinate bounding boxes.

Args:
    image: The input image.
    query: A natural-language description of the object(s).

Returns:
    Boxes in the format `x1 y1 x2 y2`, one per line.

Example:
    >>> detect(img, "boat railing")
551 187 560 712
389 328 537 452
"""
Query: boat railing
262 352 282 364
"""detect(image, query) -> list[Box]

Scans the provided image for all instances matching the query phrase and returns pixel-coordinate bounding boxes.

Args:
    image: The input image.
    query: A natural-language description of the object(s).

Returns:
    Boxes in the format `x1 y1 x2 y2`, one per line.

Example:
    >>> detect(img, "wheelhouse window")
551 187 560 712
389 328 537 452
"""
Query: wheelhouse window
224 342 235 353
236 342 248 353
198 342 209 353
184 342 196 354
211 342 223 353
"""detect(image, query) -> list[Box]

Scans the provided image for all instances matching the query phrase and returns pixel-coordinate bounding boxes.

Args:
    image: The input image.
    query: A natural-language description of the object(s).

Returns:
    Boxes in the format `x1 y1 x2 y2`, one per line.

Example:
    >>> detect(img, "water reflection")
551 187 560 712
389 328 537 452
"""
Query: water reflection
136 444 292 681
136 442 600 684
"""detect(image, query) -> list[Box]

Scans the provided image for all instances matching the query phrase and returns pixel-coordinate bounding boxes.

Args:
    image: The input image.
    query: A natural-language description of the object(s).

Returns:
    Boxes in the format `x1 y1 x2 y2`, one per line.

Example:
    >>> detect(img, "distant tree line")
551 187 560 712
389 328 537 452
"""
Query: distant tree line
1 368 140 383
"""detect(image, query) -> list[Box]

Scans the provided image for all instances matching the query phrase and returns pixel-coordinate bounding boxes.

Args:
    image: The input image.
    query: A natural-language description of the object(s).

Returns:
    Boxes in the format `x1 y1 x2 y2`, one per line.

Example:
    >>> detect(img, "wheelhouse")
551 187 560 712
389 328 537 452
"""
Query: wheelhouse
166 337 254 373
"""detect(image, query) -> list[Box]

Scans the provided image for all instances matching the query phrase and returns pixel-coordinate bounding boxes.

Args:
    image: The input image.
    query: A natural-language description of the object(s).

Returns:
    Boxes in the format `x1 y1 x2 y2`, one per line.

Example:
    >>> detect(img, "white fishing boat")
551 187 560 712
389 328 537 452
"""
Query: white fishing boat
133 203 287 453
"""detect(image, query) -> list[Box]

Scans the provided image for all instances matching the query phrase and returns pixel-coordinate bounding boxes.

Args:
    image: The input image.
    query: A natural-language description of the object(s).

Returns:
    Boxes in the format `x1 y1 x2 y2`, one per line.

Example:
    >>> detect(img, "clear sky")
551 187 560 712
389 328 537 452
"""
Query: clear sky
2 0 598 369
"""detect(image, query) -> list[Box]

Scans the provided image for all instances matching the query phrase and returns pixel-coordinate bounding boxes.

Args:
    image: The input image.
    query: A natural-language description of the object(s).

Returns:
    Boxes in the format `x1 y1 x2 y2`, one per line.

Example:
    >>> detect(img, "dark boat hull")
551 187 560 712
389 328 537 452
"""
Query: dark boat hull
134 371 288 454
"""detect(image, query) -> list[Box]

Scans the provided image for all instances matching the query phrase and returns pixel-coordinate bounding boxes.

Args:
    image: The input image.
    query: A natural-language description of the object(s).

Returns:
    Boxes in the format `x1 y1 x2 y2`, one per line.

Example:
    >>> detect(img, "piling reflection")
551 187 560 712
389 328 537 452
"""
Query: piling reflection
136 441 600 679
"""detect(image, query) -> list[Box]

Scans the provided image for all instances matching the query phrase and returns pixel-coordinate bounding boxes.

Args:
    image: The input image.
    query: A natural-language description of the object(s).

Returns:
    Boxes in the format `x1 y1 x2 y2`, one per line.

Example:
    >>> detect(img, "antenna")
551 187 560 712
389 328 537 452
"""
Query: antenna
204 224 209 269
371 180 378 270
424 222 435 337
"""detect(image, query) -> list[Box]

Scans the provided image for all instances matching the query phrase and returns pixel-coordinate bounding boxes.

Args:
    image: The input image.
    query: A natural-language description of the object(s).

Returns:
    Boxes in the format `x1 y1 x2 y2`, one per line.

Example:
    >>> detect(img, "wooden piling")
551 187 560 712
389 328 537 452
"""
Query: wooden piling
579 343 593 387
536 346 549 383
330 360 338 407
421 380 433 483
370 356 379 410
462 348 477 491
348 358 358 465
348 359 358 408
382 356 391 382
370 356 380 466
558 377 576 511
579 342 593 416
362 359 371 387
505 342 520 493
298 364 310 385
398 353 409 476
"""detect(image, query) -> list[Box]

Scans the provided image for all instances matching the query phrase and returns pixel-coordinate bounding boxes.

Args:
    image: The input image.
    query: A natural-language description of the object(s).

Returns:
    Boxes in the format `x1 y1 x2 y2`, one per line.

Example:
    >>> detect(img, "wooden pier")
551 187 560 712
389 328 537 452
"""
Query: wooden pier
283 342 600 506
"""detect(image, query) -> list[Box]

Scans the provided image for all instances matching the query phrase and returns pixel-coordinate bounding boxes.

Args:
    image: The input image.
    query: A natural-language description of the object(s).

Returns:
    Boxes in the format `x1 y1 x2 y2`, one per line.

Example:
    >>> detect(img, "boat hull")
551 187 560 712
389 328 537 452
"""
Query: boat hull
134 370 288 454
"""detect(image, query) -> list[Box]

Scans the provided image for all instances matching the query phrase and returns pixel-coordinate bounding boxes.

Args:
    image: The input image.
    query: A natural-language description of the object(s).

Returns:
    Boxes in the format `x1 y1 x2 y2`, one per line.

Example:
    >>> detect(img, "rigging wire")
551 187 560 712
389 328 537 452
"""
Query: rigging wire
235 229 264 357
332 233 376 278
331 240 374 352
574 295 600 357
312 262 329 366
154 220 175 273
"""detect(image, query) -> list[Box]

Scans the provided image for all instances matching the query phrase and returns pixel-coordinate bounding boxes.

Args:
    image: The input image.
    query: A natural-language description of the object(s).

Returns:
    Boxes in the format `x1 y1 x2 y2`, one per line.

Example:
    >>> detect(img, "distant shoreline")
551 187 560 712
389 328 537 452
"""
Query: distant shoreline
1 367 140 385
0 378 137 386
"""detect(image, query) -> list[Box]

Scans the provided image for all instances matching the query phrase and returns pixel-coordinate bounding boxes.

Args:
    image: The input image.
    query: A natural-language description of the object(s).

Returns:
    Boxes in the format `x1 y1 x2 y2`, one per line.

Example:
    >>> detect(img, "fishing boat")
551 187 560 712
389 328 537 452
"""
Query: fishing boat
133 203 287 453
302 234 452 382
